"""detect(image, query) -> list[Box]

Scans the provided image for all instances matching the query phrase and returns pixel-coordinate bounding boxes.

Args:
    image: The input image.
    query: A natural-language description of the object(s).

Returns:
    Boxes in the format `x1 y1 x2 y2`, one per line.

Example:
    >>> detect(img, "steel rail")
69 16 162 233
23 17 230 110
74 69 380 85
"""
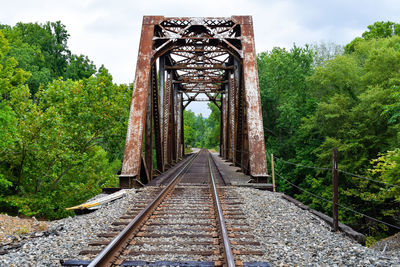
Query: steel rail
88 152 199 267
208 154 235 267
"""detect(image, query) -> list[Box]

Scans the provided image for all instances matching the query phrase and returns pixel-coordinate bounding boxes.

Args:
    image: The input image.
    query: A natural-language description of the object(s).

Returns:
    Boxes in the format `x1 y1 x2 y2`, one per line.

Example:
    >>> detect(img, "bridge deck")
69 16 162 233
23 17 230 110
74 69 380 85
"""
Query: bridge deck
149 152 273 190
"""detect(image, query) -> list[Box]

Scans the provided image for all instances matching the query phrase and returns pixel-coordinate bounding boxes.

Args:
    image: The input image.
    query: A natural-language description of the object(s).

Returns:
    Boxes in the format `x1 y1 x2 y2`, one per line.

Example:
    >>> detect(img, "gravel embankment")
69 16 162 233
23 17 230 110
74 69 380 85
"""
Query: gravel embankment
235 187 400 266
0 188 145 267
1 186 399 266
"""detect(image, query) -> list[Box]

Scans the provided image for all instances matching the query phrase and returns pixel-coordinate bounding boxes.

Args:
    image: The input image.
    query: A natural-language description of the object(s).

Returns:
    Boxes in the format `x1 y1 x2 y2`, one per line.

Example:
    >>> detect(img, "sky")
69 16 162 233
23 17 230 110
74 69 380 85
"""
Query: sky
1 0 400 117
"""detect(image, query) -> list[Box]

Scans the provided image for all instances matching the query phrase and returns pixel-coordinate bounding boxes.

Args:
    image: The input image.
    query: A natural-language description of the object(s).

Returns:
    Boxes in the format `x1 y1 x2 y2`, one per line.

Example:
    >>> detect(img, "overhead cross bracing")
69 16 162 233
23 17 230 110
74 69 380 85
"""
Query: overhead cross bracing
119 16 269 188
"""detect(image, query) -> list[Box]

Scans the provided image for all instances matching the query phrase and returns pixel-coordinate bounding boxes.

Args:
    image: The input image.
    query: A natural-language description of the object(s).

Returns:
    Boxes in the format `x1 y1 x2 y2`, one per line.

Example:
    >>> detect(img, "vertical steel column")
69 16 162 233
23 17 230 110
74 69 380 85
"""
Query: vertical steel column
163 73 172 167
233 58 240 166
152 64 163 173
180 93 185 157
235 15 268 178
168 83 176 164
224 85 229 159
221 91 225 158
176 92 182 160
219 95 224 157
144 79 153 182
158 56 165 169
228 72 235 161
235 64 244 168
120 16 162 187
241 106 250 175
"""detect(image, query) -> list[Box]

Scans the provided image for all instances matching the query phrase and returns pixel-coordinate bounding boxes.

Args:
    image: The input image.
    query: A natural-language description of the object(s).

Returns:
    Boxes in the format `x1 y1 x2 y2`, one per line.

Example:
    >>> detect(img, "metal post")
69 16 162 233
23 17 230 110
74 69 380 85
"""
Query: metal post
332 148 338 231
144 79 153 182
271 154 276 192
237 16 268 178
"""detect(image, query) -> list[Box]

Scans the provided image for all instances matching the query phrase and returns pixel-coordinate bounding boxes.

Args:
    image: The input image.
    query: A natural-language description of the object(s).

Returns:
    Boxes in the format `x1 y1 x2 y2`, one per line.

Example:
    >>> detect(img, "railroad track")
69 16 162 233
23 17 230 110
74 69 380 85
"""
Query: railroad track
62 149 268 266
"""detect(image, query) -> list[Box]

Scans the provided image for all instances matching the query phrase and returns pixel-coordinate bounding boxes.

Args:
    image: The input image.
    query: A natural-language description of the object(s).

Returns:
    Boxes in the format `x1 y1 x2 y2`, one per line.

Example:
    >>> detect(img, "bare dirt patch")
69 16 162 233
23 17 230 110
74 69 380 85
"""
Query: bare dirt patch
0 214 48 245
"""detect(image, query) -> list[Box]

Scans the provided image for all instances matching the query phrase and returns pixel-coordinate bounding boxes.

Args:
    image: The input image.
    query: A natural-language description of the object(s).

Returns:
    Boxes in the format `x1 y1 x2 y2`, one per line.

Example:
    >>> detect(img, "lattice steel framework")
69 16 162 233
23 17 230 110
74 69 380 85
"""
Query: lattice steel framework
119 16 268 188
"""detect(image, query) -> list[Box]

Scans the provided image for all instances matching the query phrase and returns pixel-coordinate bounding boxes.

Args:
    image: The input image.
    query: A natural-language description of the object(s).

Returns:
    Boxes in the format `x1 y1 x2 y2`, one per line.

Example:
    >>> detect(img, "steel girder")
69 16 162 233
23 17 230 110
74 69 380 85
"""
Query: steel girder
120 16 268 188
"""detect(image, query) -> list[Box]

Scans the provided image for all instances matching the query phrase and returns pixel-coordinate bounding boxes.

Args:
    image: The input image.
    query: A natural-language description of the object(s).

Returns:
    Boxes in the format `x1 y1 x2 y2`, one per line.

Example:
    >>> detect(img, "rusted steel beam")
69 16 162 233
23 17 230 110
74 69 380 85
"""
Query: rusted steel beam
205 92 222 110
152 64 163 173
180 93 185 157
232 58 240 166
179 90 221 93
176 92 182 160
183 98 221 102
163 73 172 167
120 16 163 187
235 16 268 178
228 72 235 161
173 80 228 84
235 64 244 168
165 65 234 70
169 84 177 164
222 92 228 159
144 71 153 182
224 83 230 160
154 37 241 40
159 56 165 168
220 93 225 158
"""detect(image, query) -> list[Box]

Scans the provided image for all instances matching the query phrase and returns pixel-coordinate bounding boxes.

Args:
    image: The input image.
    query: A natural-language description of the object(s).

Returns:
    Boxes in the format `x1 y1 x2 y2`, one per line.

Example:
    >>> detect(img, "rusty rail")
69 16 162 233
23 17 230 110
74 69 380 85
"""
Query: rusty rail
208 155 235 267
87 153 198 266
62 149 269 266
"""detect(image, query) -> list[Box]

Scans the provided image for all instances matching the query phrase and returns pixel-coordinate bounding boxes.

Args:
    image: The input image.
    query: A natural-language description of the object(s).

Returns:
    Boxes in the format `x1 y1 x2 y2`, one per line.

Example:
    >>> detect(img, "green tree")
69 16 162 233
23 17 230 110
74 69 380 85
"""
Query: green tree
1 21 96 95
362 21 400 40
259 23 400 240
204 102 220 149
292 35 400 237
257 45 314 159
345 21 400 53
0 60 130 218
183 109 197 147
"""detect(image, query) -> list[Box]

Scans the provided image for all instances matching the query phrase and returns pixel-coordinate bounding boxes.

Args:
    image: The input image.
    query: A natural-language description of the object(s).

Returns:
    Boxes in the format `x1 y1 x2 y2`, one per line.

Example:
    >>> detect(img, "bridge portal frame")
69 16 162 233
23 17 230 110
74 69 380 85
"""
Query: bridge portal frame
119 16 268 188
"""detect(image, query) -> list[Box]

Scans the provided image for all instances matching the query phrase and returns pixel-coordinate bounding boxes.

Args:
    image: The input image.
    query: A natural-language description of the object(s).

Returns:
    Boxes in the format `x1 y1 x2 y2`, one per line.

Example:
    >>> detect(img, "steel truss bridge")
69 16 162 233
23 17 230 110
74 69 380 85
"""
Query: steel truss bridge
119 16 268 188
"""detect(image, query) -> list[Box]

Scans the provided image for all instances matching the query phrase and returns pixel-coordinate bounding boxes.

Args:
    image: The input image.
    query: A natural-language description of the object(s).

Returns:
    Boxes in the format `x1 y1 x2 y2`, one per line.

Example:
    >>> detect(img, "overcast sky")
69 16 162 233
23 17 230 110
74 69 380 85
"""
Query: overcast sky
2 0 400 116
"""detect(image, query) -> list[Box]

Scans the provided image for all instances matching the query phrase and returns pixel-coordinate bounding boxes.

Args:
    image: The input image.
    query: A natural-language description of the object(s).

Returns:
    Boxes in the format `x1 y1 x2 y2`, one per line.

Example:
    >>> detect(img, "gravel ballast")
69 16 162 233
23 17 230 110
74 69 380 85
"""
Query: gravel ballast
0 188 145 266
1 186 399 266
235 187 400 266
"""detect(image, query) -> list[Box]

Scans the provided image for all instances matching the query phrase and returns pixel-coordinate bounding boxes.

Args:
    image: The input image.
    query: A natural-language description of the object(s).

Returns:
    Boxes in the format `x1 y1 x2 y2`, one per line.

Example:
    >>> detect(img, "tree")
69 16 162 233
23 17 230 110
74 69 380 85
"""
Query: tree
292 35 400 237
259 23 400 240
204 102 220 149
183 110 197 147
64 54 96 80
1 21 96 95
310 41 344 67
345 21 400 53
0 52 130 218
257 45 314 159
362 21 400 40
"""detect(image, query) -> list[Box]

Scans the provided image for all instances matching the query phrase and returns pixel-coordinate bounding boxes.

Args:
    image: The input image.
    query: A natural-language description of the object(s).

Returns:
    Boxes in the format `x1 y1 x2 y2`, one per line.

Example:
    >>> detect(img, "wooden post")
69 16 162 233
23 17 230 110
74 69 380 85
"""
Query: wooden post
271 154 276 192
332 148 338 231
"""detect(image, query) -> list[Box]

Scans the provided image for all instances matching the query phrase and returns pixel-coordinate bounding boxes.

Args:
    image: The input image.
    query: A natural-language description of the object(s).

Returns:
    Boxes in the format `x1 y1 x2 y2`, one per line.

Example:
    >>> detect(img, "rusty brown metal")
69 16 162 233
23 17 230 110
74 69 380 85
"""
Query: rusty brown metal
120 16 269 187
152 64 163 173
120 16 162 187
228 72 236 161
163 73 172 168
236 16 268 178
144 72 153 182
223 91 229 159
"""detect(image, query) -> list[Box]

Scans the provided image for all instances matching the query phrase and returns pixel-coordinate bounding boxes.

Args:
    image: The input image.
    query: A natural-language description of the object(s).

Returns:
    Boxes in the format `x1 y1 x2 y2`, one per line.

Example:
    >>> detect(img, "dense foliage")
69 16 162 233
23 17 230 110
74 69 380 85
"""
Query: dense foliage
0 22 130 219
183 102 221 150
259 21 400 242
